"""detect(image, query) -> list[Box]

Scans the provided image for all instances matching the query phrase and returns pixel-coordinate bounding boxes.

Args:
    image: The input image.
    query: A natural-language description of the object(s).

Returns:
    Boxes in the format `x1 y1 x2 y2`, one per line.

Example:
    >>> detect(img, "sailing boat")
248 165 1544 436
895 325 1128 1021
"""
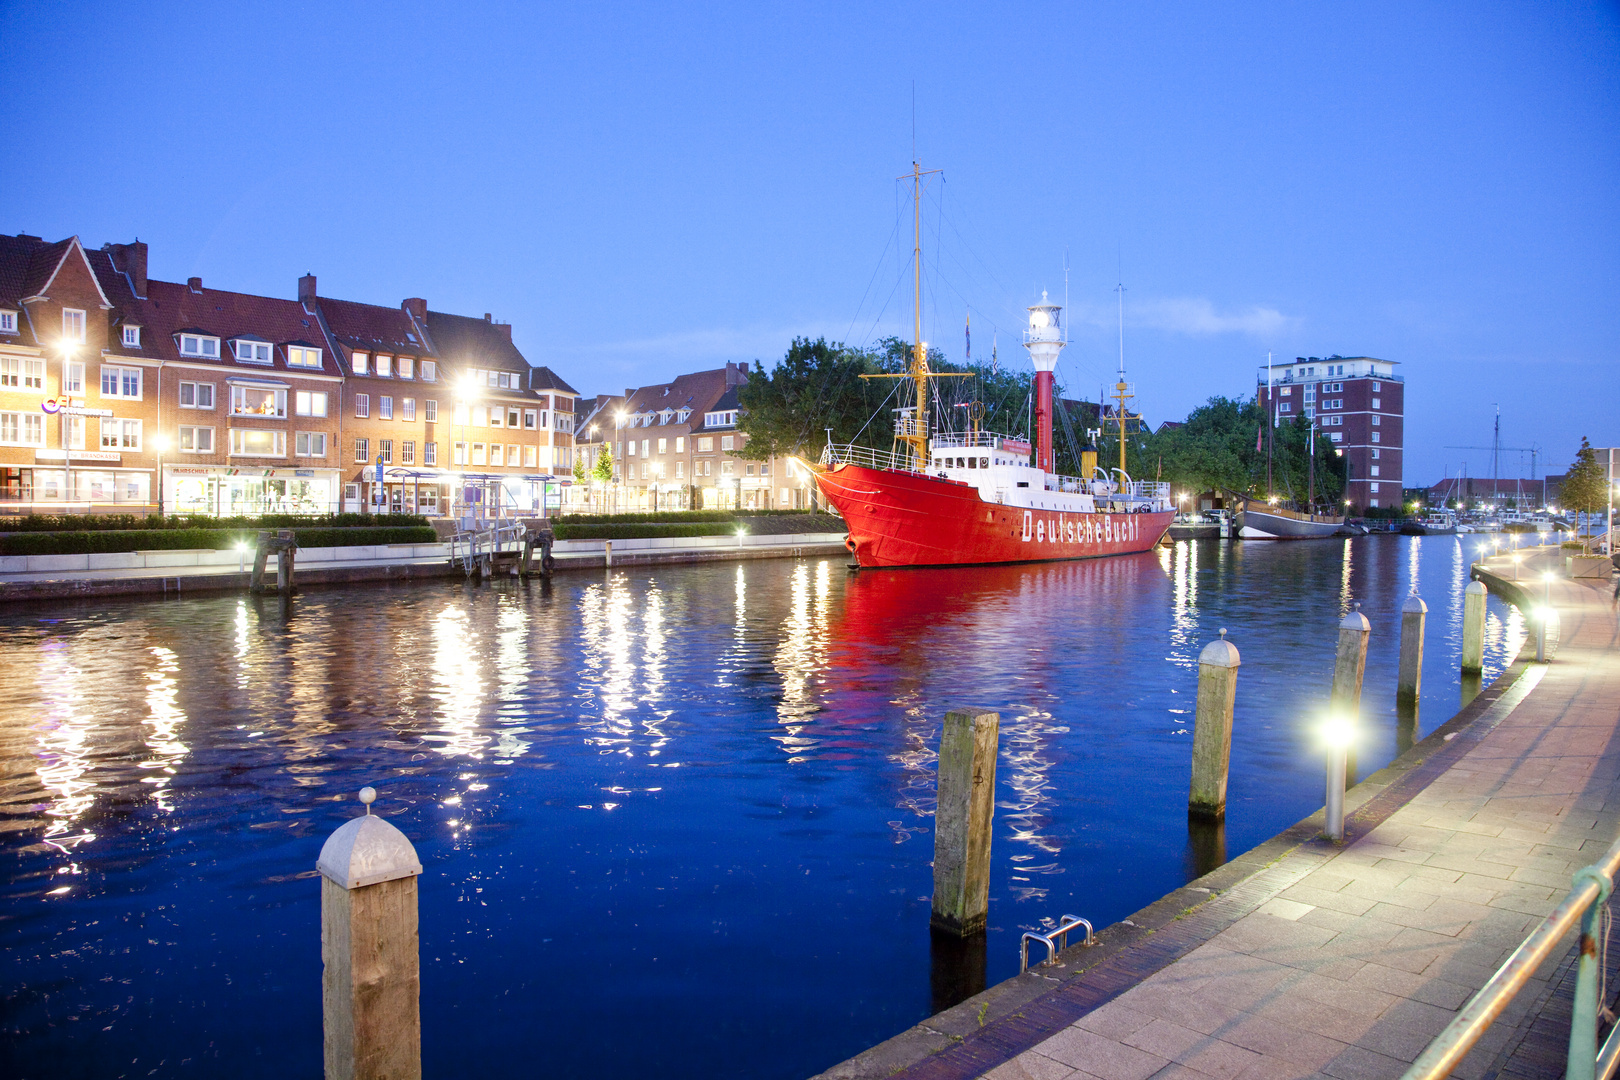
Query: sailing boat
811 162 1174 568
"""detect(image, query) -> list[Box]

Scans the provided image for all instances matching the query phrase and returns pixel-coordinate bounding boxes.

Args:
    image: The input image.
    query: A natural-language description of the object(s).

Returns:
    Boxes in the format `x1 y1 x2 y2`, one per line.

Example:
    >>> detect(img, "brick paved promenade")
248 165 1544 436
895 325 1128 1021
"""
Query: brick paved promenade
820 548 1620 1080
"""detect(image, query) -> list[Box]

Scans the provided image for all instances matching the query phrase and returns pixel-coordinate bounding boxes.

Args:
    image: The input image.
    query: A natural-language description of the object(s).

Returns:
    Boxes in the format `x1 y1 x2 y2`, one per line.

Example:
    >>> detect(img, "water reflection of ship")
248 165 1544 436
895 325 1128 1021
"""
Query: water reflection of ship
829 555 1165 896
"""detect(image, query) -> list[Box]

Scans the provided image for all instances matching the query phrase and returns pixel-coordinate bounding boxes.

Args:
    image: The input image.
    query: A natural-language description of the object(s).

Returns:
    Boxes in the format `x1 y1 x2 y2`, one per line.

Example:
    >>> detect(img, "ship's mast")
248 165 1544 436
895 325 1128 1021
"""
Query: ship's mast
1111 282 1137 478
903 160 940 469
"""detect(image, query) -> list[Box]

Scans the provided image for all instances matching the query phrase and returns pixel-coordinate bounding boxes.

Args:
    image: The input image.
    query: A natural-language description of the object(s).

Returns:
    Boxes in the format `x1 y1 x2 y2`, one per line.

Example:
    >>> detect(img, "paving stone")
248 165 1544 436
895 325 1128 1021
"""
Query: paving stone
1036 1026 1170 1080
982 1052 1084 1080
1075 1003 1157 1041
1321 1044 1408 1080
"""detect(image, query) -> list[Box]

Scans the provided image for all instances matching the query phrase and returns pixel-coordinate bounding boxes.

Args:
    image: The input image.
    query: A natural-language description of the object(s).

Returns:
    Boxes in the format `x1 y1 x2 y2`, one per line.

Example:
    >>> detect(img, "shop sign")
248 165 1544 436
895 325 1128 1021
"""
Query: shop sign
295 469 314 477
59 406 114 417
169 466 212 476
35 449 122 462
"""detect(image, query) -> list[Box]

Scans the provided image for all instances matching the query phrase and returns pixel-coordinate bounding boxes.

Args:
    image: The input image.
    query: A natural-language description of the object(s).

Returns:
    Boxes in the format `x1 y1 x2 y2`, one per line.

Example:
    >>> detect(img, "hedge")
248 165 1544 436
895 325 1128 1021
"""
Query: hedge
552 508 823 526
0 512 429 533
551 515 844 541
0 526 437 556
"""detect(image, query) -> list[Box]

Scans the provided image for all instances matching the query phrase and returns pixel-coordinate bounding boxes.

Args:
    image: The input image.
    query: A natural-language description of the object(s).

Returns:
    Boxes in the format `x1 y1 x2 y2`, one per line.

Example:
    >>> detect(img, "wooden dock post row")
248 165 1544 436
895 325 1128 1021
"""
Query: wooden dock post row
249 529 298 595
1324 605 1371 842
1461 579 1487 674
317 789 423 1080
1397 594 1428 716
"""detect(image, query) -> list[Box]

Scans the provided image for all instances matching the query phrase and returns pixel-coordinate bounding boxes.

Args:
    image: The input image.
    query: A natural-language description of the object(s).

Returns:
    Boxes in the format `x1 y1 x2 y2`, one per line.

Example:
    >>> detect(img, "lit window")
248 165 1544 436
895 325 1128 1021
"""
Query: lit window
675 437 685 452
0 411 45 446
230 386 286 417
490 444 504 467
63 309 86 343
471 443 486 466
398 357 414 379
1371 398 1381 410
230 428 286 456
64 362 83 394
122 325 141 348
697 436 713 452
295 391 328 417
403 398 416 421
287 346 322 368
377 355 393 377
658 438 667 454
352 352 369 375
721 435 735 451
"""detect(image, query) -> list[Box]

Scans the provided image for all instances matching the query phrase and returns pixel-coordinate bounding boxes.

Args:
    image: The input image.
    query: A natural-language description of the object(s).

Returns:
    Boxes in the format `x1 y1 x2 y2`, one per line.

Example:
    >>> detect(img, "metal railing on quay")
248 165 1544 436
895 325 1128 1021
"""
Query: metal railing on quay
1401 834 1620 1080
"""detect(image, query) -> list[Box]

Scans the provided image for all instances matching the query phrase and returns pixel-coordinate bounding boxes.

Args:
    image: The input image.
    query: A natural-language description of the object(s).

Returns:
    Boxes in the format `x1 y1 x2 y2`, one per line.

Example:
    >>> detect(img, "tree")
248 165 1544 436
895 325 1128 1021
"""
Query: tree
1561 438 1609 547
572 450 589 484
591 447 614 484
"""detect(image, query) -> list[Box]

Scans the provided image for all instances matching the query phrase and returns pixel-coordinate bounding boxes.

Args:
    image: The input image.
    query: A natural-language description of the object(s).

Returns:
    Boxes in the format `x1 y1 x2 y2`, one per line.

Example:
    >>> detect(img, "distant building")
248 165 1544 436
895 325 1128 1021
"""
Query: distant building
1258 355 1403 511
575 362 815 511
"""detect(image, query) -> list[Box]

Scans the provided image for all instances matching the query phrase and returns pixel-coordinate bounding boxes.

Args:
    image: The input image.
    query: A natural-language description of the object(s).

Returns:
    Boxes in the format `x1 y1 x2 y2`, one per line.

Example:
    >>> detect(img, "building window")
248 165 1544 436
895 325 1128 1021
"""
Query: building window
295 390 328 417
100 365 142 399
1372 415 1381 426
1 358 44 389
179 381 216 409
471 443 485 466
721 460 735 476
1371 466 1381 477
425 399 438 422
295 432 327 457
0 310 15 333
233 339 273 363
355 394 369 418
1371 398 1381 410
398 357 414 379
491 444 506 467
122 325 141 348
180 334 219 358
760 461 770 476
721 435 735 451
703 459 712 476
1372 432 1381 443
379 439 393 464
0 411 45 446
522 409 536 430
287 346 322 368
422 360 436 381
377 355 393 378
1371 381 1381 392
403 398 415 421
379 396 393 420
64 361 83 394
1278 402 1291 413
641 439 650 457
230 428 286 456
508 407 521 428
556 411 574 434
62 308 86 343
627 439 636 457
1329 432 1343 443
745 463 756 475
179 425 214 452
230 385 286 417
354 438 370 462
402 440 415 465
1371 448 1381 459
453 441 466 465
424 441 437 465
524 446 537 468
658 438 667 454
675 436 685 453
352 352 369 375
1371 482 1381 493
697 436 713 452
1279 386 1290 396
675 461 685 478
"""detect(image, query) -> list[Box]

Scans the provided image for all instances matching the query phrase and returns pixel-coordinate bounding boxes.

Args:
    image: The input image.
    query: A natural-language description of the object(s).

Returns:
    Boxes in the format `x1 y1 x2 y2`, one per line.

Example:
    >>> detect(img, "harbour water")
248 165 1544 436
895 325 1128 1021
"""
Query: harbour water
0 536 1524 1079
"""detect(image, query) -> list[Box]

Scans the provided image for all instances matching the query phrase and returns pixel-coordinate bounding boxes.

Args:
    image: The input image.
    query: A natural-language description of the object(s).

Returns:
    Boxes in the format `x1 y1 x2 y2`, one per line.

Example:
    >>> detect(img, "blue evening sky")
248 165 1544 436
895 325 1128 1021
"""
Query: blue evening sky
2 1 1615 484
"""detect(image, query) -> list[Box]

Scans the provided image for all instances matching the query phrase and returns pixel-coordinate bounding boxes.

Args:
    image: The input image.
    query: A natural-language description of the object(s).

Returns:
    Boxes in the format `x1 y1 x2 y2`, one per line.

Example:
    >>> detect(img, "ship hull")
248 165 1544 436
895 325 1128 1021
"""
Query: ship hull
815 463 1173 568
1235 507 1346 540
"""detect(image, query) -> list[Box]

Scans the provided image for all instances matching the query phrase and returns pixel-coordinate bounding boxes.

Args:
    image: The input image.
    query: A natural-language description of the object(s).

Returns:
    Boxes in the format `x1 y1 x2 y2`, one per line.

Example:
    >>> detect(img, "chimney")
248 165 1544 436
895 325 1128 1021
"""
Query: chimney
496 323 511 340
298 273 317 302
402 297 426 320
739 362 749 375
187 276 203 294
483 313 492 322
105 240 148 298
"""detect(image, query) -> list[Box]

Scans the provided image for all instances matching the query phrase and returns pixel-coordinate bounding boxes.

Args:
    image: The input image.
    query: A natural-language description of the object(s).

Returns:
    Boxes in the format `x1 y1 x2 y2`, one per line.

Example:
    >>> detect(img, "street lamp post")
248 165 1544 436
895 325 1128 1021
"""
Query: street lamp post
59 342 75 510
153 435 171 519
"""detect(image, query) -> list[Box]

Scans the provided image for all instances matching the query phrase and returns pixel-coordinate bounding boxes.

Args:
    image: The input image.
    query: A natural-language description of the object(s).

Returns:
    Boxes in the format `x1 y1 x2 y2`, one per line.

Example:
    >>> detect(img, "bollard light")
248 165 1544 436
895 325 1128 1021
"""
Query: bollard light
236 541 250 573
1511 551 1523 580
1320 713 1356 842
736 526 746 549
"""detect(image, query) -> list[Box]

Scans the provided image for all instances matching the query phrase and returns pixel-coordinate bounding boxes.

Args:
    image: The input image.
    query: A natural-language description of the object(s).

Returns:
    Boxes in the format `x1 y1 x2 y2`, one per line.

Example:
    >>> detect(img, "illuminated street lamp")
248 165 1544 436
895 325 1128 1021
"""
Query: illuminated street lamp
153 435 172 518
1320 711 1355 841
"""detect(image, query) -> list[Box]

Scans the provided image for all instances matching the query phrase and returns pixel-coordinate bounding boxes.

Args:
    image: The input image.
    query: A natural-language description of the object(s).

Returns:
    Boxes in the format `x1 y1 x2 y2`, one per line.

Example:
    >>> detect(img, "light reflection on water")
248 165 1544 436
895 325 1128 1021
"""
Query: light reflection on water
0 537 1526 1080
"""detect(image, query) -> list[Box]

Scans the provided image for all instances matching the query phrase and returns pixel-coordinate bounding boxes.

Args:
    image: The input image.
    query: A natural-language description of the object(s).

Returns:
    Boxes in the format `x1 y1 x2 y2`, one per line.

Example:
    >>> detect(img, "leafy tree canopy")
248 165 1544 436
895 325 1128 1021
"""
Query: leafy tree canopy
1560 437 1609 515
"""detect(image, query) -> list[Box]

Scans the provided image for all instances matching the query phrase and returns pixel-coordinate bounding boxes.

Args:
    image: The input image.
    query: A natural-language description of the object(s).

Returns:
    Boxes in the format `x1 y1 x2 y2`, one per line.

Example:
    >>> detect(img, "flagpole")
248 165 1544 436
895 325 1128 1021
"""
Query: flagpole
1266 351 1274 498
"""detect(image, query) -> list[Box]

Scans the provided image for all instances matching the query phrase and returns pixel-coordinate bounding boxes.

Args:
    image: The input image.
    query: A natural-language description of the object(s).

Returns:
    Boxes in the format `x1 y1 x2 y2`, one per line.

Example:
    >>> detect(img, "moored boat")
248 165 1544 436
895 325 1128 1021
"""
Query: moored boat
1228 491 1345 539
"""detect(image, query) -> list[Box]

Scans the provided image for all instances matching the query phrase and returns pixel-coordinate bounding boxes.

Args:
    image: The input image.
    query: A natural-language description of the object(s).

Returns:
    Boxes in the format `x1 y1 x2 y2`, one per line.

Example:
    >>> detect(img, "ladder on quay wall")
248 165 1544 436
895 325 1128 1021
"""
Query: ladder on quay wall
449 520 527 578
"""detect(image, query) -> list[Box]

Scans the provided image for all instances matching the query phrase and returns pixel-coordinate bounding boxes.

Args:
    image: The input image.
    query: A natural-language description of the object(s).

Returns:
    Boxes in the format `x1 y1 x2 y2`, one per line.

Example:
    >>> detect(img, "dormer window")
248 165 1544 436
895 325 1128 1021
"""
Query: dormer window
398 357 414 379
376 355 393 377
180 333 220 358
352 352 369 375
122 325 141 348
422 360 437 382
63 309 86 343
677 408 691 422
287 346 322 368
0 310 16 334
234 339 273 364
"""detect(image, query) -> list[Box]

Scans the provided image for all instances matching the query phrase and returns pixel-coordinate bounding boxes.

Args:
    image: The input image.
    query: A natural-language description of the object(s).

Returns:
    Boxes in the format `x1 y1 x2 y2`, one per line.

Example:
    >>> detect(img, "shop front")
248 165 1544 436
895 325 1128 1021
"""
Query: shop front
0 451 153 513
367 469 567 519
165 466 341 517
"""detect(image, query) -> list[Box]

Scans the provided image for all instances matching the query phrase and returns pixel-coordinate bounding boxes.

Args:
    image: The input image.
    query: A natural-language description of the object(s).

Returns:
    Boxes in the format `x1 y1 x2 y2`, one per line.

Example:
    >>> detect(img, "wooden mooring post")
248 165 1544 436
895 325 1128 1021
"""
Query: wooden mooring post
249 529 298 595
1461 579 1487 675
1325 605 1370 842
317 788 423 1080
1397 594 1427 714
931 708 999 937
1188 629 1240 821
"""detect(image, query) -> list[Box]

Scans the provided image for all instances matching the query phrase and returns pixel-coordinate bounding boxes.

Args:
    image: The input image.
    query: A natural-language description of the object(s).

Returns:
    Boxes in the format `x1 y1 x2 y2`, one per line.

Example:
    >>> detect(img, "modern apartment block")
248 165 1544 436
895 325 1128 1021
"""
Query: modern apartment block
0 232 576 517
575 362 815 511
1258 355 1404 511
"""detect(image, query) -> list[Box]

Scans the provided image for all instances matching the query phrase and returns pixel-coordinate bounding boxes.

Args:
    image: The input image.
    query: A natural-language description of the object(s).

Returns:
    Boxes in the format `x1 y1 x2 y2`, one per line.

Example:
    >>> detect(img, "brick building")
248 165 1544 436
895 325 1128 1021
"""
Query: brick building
0 231 575 518
575 362 815 511
1258 355 1404 511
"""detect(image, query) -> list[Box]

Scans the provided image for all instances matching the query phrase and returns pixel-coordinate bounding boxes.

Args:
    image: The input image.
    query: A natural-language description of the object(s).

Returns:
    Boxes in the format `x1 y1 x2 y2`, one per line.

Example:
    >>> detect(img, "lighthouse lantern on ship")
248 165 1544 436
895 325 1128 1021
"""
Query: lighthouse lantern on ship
1023 292 1064 475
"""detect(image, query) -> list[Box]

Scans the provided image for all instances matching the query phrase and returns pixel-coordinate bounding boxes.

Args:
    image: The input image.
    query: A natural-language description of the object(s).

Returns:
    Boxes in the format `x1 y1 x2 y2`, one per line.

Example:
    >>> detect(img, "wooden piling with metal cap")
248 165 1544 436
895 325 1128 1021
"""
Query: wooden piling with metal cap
931 708 1000 937
1188 629 1240 822
1397 594 1427 714
317 787 423 1080
1461 580 1487 675
1325 604 1370 841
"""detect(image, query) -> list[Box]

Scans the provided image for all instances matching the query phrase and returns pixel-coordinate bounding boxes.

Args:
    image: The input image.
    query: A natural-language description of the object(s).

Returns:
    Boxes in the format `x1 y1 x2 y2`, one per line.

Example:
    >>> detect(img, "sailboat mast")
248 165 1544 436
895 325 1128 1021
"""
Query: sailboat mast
1266 351 1274 497
901 160 939 470
1115 283 1128 477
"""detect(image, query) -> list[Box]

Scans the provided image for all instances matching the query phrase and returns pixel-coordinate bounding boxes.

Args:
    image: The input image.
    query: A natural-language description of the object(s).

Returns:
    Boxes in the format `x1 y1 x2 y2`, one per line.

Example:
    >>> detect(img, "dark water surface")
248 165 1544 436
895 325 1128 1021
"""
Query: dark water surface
1 536 1525 1079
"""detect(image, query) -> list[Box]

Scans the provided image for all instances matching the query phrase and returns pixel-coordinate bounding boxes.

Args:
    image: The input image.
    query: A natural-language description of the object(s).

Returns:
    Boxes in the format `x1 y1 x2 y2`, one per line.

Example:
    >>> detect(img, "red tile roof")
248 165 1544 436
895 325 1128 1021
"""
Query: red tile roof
128 279 339 375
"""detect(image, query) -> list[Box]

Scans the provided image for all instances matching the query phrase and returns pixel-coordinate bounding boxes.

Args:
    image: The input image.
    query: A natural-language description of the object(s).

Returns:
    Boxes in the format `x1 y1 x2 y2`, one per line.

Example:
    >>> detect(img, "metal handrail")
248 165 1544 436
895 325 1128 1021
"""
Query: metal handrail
1402 834 1620 1080
1020 914 1095 974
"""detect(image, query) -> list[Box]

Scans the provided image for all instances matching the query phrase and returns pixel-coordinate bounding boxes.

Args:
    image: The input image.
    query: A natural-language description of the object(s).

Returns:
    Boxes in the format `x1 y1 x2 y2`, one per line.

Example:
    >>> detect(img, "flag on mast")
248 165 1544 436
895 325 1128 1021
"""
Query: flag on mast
1256 424 1263 452
965 311 971 363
